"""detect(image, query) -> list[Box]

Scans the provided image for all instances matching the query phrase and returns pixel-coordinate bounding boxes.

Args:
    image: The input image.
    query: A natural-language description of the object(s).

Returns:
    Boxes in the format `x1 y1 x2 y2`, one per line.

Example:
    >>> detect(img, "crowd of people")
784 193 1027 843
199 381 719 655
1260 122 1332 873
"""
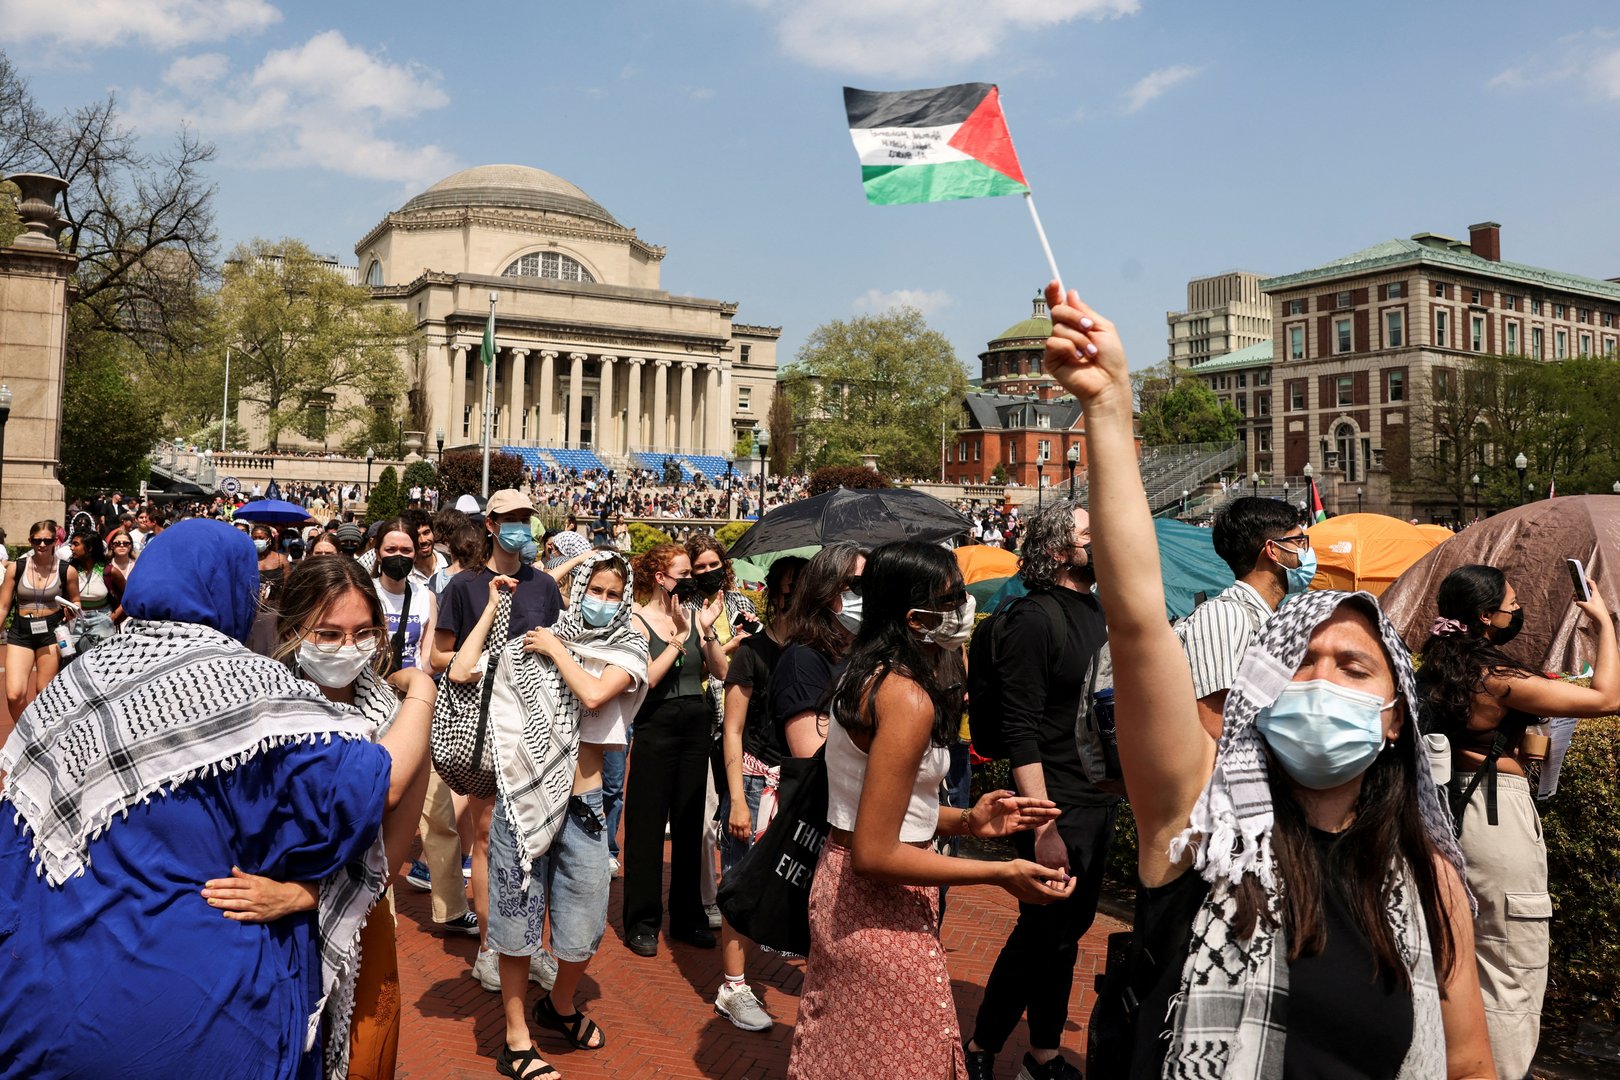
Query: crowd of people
0 286 1594 1080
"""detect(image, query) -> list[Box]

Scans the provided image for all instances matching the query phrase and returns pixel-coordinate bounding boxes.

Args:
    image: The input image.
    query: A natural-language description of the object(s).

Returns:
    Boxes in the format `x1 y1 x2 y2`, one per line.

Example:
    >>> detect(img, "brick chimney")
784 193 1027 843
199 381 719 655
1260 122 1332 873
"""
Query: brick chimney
1468 221 1502 262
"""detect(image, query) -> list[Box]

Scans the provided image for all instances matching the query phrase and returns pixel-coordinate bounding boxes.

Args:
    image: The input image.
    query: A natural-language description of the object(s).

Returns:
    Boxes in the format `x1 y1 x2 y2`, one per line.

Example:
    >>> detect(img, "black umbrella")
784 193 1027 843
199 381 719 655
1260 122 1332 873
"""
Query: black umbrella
726 486 973 559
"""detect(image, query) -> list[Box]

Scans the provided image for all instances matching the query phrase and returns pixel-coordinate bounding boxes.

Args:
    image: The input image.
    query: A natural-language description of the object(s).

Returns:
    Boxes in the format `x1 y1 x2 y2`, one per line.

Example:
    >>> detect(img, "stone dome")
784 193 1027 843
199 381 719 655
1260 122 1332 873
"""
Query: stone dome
984 296 1052 354
401 164 619 227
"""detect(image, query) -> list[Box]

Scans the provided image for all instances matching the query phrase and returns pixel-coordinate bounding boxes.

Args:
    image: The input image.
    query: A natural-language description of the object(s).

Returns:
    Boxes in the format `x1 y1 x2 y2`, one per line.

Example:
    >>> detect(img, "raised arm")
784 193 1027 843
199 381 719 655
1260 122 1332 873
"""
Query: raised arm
1042 282 1214 885
1488 587 1620 717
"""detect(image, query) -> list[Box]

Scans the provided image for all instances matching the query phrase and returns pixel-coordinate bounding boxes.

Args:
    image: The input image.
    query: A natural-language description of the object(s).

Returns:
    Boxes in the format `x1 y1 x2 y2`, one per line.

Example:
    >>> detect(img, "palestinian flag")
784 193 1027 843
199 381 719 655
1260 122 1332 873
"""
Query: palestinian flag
844 82 1030 205
1308 477 1328 523
480 302 496 367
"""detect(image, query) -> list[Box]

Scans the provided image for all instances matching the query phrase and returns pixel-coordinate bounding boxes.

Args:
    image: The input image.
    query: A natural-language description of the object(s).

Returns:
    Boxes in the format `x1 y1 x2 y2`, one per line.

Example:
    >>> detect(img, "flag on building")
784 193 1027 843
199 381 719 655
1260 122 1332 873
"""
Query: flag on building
844 82 1030 205
1309 477 1328 523
480 303 496 367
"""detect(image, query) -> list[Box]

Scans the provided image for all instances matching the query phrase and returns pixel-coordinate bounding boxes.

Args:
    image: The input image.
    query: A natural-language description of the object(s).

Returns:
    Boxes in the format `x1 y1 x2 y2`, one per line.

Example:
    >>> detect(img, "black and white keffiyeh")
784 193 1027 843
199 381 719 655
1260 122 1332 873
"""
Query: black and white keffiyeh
1162 590 1467 1080
491 550 649 887
0 620 389 1077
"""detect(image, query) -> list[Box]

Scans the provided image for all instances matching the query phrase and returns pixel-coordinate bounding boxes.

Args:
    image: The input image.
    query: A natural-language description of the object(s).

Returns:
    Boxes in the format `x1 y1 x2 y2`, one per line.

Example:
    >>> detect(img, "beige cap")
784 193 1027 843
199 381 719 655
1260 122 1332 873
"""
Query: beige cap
484 488 534 516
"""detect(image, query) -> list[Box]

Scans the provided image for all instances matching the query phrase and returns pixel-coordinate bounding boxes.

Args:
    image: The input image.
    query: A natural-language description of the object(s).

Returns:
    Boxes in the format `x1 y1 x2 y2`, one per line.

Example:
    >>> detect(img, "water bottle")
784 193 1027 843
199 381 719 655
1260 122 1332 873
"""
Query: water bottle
54 622 76 659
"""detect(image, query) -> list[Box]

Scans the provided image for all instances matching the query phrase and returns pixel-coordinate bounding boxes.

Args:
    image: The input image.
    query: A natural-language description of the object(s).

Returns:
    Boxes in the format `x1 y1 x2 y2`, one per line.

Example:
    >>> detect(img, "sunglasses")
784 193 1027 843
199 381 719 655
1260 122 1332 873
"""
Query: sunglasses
110 541 132 548
845 575 863 595
30 537 53 547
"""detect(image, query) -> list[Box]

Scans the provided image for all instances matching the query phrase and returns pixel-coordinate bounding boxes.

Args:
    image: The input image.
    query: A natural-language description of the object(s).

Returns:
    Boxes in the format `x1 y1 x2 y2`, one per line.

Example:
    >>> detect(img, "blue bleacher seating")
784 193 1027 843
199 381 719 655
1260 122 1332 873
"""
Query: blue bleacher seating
683 455 733 480
632 452 694 482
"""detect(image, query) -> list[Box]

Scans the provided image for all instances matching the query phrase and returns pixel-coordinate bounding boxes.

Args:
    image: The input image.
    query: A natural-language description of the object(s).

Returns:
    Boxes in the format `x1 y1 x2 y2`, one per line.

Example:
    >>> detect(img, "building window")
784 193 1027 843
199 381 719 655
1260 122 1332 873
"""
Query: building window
1288 298 1305 315
1532 298 1543 315
1258 393 1271 415
1470 288 1481 305
1337 375 1354 406
1385 310 1404 348
958 441 968 461
1336 319 1352 354
1506 322 1519 354
1387 370 1404 402
739 343 752 364
1290 383 1305 410
1434 309 1449 347
1237 372 1247 388
1434 282 1448 298
1257 369 1270 386
737 386 751 411
1036 413 1051 429
1289 324 1305 360
1532 327 1544 358
1556 329 1568 358
1038 439 1051 462
1236 393 1248 415
1504 295 1517 311
1579 308 1590 323
1257 426 1272 452
1335 291 1351 310
1387 281 1404 299
1008 443 1016 464
973 442 981 461
1605 312 1615 328
365 260 383 286
1471 316 1485 352
1580 333 1592 356
1607 337 1618 357
1555 303 1567 320
501 251 596 282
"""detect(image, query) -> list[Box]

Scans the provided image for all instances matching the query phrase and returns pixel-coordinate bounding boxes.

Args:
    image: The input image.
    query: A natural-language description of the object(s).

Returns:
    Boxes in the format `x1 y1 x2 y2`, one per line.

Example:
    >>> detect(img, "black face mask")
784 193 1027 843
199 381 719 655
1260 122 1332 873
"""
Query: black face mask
669 578 701 603
379 554 414 581
692 568 726 595
1490 607 1525 645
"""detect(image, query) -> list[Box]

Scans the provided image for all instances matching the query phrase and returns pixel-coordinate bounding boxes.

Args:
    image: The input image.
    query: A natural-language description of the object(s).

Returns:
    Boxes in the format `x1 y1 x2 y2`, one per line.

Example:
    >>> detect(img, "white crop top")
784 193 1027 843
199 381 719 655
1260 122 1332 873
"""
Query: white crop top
824 714 948 842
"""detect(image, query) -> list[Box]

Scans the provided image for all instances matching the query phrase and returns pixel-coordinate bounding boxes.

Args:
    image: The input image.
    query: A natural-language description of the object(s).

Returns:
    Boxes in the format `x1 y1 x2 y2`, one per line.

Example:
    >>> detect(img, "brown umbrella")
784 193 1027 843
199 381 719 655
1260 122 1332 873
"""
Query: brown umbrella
1380 495 1620 675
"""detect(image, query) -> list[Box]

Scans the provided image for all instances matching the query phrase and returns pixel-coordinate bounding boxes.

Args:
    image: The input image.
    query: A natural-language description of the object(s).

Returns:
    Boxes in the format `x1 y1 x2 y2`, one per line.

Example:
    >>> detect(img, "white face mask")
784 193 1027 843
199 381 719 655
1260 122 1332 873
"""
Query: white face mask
297 641 377 688
835 589 863 634
910 595 977 649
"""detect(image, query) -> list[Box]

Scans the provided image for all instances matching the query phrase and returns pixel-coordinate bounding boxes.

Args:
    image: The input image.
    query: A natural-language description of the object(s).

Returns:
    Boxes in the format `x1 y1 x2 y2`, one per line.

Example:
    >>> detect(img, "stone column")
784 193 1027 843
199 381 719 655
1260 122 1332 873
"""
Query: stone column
448 344 468 441
706 364 725 452
678 362 696 452
598 355 618 454
652 361 670 449
429 340 452 448
508 348 529 441
537 350 557 445
718 364 733 454
625 358 644 453
567 352 587 447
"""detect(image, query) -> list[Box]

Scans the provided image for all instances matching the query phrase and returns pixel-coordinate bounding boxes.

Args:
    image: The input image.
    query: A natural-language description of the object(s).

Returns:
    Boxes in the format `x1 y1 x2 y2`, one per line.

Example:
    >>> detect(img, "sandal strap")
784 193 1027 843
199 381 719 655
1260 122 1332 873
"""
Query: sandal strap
497 1045 558 1079
534 994 606 1050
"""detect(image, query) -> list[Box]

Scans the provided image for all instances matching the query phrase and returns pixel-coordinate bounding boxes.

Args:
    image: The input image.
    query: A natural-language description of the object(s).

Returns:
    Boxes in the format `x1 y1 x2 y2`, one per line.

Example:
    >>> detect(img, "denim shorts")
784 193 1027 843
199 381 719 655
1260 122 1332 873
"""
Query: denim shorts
718 773 766 878
487 787 610 963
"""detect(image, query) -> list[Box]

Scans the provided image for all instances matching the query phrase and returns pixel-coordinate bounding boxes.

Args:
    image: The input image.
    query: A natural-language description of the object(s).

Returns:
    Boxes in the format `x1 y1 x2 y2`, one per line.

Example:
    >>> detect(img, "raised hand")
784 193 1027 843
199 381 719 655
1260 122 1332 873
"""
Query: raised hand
1041 281 1131 416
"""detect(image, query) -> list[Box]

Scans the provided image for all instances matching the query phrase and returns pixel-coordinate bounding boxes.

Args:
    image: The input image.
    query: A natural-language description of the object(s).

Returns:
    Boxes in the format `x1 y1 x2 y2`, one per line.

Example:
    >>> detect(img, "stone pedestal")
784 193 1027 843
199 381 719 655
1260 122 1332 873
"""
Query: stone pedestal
0 173 73 543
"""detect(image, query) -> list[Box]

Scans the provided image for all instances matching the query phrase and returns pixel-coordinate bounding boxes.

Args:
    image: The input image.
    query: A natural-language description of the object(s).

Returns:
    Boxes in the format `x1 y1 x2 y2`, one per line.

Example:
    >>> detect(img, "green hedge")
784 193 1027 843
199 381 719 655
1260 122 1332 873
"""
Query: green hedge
627 522 673 555
715 521 750 548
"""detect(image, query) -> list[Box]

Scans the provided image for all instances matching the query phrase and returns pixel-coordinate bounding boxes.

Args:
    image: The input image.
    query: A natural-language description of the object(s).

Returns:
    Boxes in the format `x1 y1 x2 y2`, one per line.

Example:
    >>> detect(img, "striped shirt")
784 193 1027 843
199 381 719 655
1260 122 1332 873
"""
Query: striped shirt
1174 581 1272 700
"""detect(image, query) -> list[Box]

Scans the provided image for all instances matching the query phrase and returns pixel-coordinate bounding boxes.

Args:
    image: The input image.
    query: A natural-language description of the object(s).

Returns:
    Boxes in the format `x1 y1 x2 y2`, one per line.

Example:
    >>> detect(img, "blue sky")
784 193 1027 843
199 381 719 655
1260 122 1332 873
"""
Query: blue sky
6 0 1620 375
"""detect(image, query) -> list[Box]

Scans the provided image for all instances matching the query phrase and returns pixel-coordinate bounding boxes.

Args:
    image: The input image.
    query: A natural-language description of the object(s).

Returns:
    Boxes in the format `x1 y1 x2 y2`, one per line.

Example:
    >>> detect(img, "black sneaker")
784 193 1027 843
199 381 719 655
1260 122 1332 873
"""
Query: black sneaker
964 1046 996 1080
1015 1051 1081 1080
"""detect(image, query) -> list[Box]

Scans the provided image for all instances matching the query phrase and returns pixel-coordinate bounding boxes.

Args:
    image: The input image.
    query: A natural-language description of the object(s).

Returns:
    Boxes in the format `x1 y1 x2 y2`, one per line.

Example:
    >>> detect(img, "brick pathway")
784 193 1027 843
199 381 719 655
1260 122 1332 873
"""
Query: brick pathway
391 848 1124 1080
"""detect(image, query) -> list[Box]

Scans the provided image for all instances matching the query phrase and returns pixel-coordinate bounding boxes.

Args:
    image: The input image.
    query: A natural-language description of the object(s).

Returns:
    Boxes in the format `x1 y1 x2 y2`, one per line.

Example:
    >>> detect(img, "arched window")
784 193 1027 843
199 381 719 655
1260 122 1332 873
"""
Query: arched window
365 260 383 286
501 251 595 283
1334 421 1359 482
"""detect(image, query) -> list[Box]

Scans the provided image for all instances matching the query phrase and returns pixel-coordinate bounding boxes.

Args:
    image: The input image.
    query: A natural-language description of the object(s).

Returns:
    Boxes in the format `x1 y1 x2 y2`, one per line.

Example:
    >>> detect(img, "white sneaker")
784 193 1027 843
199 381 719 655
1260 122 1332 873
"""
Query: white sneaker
608 855 622 878
714 980 774 1032
530 948 558 991
470 947 500 992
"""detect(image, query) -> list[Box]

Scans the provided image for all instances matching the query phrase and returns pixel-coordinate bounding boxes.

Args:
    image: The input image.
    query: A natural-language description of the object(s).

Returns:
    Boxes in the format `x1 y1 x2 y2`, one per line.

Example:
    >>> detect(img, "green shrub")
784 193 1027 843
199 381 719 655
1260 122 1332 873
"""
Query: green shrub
627 522 673 555
808 465 889 497
1541 717 1620 1022
364 467 402 525
401 459 437 495
438 449 523 502
715 521 750 549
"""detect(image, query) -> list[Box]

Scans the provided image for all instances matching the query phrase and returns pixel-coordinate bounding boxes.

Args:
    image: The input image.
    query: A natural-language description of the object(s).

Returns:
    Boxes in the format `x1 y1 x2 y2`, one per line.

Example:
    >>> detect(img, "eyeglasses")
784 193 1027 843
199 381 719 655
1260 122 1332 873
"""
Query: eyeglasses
1271 533 1312 550
109 541 132 548
301 626 387 652
29 537 53 547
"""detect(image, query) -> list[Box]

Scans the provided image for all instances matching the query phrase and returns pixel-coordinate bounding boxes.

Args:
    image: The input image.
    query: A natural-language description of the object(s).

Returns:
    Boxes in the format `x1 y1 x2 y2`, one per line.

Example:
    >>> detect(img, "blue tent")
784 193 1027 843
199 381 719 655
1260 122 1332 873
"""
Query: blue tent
986 518 1234 620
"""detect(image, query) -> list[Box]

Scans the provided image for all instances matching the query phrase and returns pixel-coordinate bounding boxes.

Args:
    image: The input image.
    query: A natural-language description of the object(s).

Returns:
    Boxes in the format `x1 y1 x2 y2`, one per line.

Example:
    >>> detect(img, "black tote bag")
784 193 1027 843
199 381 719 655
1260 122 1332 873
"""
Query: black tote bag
716 747 829 957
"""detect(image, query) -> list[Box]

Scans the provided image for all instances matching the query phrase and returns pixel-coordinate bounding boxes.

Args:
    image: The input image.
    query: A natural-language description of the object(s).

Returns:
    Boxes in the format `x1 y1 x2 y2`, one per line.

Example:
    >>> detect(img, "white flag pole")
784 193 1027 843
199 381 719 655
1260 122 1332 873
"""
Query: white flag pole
1023 191 1063 296
481 292 497 498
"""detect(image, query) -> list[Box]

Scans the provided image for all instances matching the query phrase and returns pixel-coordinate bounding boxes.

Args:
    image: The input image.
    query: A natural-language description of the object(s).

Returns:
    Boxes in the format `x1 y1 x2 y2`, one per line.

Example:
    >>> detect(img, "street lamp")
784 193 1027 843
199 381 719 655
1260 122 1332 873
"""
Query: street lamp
1251 471 1260 499
1357 487 1364 514
1515 452 1528 505
1613 480 1620 497
0 384 12 513
1036 453 1046 509
1181 489 1190 517
754 425 768 514
1066 443 1080 498
365 447 375 496
1472 473 1481 519
435 428 445 463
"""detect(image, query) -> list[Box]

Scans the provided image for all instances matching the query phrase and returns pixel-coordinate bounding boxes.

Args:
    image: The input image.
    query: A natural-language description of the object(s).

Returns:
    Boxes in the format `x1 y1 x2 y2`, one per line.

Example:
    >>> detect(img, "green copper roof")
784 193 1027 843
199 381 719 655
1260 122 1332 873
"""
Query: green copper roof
1186 340 1273 373
981 297 1053 355
1260 237 1620 301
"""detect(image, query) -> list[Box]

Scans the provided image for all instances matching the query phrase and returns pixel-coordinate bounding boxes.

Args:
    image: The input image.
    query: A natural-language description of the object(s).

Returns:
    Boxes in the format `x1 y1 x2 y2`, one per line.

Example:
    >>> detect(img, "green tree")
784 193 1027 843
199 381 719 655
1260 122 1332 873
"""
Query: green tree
733 430 755 461
402 460 438 498
213 238 417 451
60 312 164 494
808 465 890 496
1136 372 1241 446
784 307 967 478
437 449 522 502
365 467 402 525
766 381 794 474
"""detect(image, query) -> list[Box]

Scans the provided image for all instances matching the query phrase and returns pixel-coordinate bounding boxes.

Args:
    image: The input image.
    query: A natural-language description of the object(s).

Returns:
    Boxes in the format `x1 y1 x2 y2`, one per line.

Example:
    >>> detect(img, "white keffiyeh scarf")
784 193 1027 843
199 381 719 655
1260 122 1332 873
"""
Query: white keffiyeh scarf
491 551 650 888
0 620 389 1078
1162 590 1469 1080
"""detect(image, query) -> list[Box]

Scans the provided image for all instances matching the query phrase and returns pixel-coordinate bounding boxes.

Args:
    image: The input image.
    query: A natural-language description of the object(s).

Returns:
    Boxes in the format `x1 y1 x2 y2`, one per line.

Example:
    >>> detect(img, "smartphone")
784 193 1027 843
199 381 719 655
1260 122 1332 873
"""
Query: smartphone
1567 558 1592 601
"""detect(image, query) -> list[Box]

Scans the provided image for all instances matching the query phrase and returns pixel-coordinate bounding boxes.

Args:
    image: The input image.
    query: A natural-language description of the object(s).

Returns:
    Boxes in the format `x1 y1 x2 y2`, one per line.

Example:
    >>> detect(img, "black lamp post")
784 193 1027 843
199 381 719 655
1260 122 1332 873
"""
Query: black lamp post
754 425 768 513
1181 488 1190 517
1515 452 1528 505
1356 487 1364 514
1472 473 1481 519
1251 471 1260 499
365 447 375 496
1036 453 1046 509
725 460 735 520
0 384 13 513
1066 443 1080 498
435 428 445 463
396 419 404 460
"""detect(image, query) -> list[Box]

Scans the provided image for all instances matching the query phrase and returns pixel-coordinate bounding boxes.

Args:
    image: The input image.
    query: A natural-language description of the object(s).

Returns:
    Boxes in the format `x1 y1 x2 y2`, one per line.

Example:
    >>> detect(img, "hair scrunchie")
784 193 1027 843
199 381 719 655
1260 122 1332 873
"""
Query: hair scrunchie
1430 616 1469 636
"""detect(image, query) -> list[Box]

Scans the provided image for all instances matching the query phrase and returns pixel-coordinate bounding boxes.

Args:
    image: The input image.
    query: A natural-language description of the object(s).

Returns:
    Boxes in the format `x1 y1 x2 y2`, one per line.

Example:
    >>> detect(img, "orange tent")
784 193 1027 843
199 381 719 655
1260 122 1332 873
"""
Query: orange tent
955 544 1020 585
1305 513 1444 595
1415 523 1454 545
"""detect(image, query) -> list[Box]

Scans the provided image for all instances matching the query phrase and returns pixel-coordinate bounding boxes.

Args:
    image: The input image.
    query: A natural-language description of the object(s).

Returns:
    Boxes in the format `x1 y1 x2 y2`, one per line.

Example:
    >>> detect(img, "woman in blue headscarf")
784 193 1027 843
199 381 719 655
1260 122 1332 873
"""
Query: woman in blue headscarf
0 519 410 1080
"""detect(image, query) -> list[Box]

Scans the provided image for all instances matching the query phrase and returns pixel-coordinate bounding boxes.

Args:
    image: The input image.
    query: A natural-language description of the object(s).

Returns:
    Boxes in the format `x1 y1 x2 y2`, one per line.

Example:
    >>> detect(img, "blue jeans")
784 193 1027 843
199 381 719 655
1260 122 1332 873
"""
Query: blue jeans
487 788 610 963
717 773 766 878
601 747 626 858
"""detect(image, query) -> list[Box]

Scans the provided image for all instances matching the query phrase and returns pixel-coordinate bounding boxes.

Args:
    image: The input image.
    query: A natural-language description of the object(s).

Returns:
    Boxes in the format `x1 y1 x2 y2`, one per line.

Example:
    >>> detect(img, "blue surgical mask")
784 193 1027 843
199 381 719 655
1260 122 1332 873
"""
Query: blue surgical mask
497 523 533 553
1284 545 1318 595
580 596 621 628
1257 679 1396 790
834 589 862 635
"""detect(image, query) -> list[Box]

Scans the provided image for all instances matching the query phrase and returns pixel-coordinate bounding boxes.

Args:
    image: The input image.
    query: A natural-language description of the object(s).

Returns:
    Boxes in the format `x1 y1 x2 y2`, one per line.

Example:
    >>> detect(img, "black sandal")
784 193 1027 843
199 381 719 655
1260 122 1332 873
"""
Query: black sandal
533 993 607 1051
495 1044 558 1079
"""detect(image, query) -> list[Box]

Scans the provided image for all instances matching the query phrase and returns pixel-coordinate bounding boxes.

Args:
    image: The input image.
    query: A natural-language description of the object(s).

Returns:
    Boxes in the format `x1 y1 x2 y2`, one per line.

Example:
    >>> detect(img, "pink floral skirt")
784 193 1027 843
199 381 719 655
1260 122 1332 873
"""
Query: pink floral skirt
787 839 964 1080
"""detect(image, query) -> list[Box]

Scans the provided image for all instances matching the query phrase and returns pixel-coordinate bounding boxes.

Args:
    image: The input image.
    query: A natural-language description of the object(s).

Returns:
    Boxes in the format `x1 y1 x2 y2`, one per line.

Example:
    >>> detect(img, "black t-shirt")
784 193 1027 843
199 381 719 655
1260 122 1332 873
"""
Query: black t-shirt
437 564 562 648
770 643 844 755
997 585 1113 808
726 633 788 767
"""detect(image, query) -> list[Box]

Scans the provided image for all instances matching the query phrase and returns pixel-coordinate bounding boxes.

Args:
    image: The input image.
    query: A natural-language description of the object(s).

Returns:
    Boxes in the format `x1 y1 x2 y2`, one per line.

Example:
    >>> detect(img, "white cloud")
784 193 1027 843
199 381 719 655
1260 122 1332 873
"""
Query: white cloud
853 287 954 316
687 86 717 101
127 30 457 188
0 0 279 50
1491 29 1620 103
1122 64 1202 114
743 0 1139 79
